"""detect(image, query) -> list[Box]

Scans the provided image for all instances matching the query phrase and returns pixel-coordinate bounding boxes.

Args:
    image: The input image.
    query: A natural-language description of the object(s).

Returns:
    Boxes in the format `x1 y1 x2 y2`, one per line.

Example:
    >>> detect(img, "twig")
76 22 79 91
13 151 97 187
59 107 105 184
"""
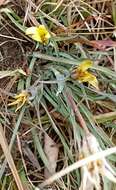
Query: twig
39 146 116 188
65 90 89 134
0 124 24 190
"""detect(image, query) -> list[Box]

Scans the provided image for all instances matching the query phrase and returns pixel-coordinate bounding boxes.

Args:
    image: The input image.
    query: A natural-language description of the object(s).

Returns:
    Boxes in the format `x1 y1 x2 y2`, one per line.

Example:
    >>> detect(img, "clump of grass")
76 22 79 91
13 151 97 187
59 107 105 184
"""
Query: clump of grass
0 1 116 190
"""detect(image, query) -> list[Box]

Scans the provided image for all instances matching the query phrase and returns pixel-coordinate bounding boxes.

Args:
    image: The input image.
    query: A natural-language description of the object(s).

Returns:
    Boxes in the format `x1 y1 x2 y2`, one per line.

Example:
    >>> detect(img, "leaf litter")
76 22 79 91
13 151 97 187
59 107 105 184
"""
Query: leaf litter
0 1 116 190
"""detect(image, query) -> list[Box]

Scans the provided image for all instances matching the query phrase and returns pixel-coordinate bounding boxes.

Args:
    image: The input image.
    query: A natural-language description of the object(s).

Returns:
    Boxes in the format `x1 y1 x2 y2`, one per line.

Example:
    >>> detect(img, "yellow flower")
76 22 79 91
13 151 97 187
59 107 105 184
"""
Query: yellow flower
71 60 99 89
8 91 30 112
25 25 51 44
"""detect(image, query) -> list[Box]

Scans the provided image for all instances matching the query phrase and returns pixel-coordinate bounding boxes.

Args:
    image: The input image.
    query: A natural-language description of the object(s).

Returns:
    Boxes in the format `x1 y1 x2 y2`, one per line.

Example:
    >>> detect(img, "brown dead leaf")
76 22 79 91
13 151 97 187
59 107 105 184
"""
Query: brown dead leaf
61 36 116 51
22 141 41 170
91 39 116 50
0 0 10 6
0 0 5 6
44 133 59 178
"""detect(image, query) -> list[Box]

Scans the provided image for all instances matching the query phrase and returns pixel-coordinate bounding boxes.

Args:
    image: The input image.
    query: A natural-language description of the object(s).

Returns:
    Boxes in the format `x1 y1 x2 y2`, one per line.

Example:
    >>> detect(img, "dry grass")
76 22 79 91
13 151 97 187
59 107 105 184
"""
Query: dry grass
0 0 116 190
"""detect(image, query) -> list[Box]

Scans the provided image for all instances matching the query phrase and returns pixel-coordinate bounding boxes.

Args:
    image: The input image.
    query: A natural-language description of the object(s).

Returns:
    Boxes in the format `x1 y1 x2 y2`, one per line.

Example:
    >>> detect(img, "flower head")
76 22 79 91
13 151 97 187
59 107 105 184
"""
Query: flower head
25 25 51 44
71 60 99 89
8 90 30 112
79 133 116 190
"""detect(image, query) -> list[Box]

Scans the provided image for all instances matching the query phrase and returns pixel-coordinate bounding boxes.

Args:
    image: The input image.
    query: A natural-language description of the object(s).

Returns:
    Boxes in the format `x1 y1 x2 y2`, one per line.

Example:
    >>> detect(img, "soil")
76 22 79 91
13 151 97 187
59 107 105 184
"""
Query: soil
0 26 27 70
0 15 35 89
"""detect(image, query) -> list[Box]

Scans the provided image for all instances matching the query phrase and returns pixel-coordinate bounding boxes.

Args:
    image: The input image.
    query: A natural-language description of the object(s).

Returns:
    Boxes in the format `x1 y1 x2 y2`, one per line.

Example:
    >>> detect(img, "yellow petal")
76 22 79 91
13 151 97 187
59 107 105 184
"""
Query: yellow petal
78 71 99 89
31 34 42 42
25 27 37 35
45 32 51 39
25 27 42 42
15 103 22 112
78 71 92 82
15 98 26 112
37 25 50 44
37 25 50 37
78 60 93 72
88 75 99 90
8 98 21 106
15 91 28 99
8 91 29 112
